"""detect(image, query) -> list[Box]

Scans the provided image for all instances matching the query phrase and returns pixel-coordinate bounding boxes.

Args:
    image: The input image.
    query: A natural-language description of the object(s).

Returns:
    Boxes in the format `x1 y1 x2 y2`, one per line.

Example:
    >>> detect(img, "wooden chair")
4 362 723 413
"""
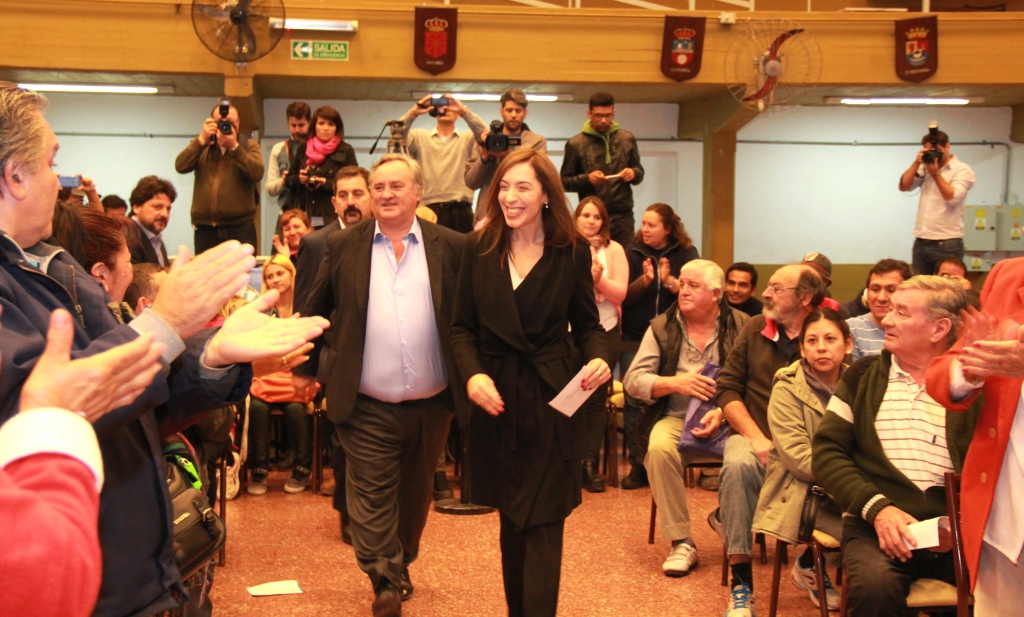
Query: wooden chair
603 380 624 488
838 472 972 617
767 484 842 617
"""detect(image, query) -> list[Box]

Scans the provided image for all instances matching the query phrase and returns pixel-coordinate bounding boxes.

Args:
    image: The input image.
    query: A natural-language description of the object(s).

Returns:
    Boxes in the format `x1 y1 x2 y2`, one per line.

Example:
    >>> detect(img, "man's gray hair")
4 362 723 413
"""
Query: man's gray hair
679 259 725 293
0 83 49 198
897 275 967 346
370 154 424 194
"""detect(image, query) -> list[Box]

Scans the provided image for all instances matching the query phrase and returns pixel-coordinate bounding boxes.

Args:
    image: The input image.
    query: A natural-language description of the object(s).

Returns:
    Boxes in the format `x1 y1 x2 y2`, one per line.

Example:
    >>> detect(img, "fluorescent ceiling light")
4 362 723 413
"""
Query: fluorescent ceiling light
826 97 981 106
270 18 358 32
412 92 570 103
18 83 173 95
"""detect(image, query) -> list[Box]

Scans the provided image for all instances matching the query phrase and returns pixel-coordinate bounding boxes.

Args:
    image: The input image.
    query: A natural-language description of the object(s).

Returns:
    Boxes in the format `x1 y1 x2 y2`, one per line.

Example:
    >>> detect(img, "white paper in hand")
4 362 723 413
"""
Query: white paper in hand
902 517 942 551
247 580 304 596
549 365 595 417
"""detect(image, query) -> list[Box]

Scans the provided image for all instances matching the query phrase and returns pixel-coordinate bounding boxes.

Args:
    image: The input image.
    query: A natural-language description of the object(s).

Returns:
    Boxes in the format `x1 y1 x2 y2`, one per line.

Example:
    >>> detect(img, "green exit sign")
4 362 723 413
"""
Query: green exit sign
291 40 349 61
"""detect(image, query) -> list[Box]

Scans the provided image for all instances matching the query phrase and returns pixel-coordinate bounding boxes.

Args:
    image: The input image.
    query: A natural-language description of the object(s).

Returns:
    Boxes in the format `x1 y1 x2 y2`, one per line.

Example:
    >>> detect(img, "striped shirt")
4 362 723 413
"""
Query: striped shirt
848 313 885 361
875 356 953 492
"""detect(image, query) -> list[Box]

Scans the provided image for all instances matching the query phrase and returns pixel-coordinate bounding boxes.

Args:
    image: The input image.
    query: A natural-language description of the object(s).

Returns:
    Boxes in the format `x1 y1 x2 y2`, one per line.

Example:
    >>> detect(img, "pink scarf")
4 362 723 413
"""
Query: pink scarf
305 136 341 165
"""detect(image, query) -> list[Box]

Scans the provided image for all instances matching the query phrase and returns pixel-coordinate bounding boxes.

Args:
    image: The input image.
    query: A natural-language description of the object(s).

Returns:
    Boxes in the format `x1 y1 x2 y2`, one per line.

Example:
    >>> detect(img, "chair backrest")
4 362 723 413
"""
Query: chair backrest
943 471 971 617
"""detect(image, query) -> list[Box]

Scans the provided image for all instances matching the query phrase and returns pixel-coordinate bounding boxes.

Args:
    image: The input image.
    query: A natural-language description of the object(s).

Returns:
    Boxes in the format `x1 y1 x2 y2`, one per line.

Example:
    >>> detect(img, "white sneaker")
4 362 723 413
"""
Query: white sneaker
662 543 698 577
790 558 840 611
724 581 755 617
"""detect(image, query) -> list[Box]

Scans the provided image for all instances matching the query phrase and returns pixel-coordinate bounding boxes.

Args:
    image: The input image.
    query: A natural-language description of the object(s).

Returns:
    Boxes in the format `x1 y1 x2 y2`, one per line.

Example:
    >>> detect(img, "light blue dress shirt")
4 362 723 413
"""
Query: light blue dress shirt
359 218 447 403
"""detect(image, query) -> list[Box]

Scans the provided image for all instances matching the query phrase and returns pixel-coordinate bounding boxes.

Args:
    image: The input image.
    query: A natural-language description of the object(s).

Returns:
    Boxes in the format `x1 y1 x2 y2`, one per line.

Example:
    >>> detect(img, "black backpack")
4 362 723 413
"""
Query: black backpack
164 435 227 579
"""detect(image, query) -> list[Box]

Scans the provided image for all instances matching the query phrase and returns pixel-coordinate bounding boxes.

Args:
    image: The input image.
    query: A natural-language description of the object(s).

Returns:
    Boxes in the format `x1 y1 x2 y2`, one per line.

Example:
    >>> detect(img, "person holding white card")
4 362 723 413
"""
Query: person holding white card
813 276 982 617
450 148 608 617
623 259 748 579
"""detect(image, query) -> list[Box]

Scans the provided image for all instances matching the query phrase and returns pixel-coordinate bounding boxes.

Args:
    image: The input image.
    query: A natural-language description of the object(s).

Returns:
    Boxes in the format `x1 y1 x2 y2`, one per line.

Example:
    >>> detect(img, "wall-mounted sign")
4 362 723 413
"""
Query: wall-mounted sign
291 40 349 61
661 16 706 82
414 7 457 75
895 16 937 83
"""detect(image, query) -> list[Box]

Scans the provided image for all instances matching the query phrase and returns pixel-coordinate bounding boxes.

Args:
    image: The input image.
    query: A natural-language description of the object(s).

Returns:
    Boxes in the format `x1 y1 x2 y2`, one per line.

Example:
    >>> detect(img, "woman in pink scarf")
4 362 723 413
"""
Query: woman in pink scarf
284 105 357 229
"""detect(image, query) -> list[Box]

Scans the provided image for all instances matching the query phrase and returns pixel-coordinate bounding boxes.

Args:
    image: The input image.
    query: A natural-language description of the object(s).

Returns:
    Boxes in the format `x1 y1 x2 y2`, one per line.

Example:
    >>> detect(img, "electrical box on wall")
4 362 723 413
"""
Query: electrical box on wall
964 205 997 252
996 206 1024 251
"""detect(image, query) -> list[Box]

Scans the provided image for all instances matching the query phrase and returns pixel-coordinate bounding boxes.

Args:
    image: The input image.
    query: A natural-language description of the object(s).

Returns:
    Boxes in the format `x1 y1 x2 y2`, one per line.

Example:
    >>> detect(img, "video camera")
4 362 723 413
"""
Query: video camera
922 122 943 166
485 120 522 153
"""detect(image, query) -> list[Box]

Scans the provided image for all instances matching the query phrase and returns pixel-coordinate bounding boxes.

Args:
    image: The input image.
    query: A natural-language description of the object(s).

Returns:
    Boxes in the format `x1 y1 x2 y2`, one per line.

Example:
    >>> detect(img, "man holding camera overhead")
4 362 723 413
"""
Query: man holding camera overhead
175 99 265 253
464 88 547 222
400 93 486 233
898 125 975 276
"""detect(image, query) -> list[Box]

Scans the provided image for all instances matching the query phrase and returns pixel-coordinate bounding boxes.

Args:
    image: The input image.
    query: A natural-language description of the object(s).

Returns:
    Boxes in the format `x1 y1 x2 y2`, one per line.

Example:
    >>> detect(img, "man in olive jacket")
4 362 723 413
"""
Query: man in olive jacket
175 102 264 253
813 276 981 617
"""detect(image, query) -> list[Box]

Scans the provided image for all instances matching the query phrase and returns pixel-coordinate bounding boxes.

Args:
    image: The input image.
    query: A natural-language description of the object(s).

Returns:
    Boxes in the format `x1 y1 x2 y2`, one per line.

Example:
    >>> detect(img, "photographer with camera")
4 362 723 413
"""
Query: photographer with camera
899 124 976 276
465 88 547 224
284 105 357 230
400 93 486 233
175 99 264 254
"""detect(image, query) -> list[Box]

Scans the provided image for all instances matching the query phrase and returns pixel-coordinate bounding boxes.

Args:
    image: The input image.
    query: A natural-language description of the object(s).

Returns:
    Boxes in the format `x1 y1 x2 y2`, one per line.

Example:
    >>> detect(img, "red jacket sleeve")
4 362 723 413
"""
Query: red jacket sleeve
0 454 102 617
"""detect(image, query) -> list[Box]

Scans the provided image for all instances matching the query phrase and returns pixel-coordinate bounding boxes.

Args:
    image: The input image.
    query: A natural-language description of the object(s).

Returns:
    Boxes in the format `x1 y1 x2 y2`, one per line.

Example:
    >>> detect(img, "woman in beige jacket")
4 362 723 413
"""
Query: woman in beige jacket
752 307 851 611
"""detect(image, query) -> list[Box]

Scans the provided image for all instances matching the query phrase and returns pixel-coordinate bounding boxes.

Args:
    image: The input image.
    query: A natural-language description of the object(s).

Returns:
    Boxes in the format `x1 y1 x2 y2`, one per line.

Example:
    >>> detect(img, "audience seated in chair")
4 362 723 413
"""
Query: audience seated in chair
624 259 748 578
752 308 850 611
813 276 981 617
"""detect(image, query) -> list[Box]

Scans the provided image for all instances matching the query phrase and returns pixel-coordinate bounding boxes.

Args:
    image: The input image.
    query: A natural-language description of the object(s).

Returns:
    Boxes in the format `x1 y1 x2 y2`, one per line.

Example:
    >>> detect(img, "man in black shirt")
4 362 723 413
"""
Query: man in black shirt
725 262 763 318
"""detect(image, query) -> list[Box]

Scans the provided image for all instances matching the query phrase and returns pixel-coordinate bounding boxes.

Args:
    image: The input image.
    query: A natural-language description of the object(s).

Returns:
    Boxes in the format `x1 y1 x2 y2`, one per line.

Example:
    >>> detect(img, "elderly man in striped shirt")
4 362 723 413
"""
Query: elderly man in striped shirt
812 276 982 617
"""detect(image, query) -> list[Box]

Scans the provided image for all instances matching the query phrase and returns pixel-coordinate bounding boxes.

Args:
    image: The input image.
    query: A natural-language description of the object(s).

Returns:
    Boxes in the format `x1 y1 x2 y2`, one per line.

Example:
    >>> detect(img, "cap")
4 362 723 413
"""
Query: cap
500 88 528 107
802 252 832 285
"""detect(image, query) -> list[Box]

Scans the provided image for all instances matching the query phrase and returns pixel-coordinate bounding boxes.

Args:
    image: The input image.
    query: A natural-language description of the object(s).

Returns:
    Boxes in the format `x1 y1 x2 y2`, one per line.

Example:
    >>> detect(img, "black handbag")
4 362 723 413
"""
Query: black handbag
164 437 227 579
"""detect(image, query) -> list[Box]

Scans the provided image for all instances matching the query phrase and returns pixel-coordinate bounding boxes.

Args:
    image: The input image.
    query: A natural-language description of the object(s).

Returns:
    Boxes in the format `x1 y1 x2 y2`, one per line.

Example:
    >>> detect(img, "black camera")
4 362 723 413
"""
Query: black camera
427 95 451 118
217 98 232 135
922 122 942 166
485 120 522 153
305 166 326 189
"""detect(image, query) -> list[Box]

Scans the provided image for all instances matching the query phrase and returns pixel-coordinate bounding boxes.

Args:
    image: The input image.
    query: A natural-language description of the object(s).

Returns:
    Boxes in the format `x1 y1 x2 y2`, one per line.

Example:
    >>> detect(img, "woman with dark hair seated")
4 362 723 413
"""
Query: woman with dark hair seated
752 307 851 612
285 105 358 229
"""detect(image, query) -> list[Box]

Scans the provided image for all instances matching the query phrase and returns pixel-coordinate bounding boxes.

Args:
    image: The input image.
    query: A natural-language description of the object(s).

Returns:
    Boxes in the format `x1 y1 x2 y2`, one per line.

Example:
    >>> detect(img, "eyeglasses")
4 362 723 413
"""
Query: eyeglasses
765 284 797 294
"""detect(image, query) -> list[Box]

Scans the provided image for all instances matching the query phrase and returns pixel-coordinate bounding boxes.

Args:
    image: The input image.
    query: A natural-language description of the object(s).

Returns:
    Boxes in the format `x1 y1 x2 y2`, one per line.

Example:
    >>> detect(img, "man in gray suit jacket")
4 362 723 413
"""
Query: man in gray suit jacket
293 154 467 617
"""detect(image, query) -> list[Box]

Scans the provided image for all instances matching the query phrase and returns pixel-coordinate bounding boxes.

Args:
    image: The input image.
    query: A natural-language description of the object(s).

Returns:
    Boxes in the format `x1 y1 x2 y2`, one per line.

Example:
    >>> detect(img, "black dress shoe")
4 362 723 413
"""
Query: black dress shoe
372 582 402 617
340 512 352 546
399 569 413 601
582 459 606 493
620 465 649 490
433 471 454 501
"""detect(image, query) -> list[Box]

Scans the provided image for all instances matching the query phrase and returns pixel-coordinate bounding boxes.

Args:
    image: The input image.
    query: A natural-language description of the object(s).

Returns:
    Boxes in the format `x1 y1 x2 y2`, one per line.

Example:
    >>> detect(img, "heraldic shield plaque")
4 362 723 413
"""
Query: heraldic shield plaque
661 16 706 82
415 7 458 75
896 16 937 83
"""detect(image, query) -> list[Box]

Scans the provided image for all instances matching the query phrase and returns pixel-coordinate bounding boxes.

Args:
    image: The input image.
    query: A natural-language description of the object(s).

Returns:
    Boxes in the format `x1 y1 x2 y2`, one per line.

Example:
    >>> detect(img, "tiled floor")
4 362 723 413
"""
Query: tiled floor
210 464 831 616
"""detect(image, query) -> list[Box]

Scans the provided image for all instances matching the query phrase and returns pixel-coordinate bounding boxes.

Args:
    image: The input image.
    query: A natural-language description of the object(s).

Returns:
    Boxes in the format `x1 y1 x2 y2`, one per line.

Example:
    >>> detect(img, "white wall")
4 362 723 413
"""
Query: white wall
41 92 1023 266
734 106 1022 264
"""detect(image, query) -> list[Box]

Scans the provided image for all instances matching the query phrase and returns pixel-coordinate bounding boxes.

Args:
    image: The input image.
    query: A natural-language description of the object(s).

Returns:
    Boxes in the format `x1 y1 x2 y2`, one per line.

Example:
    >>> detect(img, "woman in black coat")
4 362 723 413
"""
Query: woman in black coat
284 105 357 228
450 149 610 617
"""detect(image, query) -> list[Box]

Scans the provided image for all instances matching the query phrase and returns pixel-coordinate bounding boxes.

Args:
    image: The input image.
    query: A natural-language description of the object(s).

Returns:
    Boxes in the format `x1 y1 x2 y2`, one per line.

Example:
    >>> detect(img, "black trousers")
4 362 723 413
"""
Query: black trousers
336 392 453 591
193 220 258 254
608 214 636 249
427 201 474 234
841 515 956 617
499 513 565 617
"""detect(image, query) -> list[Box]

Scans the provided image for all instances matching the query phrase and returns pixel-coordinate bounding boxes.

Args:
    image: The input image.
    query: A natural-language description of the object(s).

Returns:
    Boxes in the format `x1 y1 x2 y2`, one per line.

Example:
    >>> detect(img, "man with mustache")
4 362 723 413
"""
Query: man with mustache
713 263 826 616
128 175 176 267
293 165 373 532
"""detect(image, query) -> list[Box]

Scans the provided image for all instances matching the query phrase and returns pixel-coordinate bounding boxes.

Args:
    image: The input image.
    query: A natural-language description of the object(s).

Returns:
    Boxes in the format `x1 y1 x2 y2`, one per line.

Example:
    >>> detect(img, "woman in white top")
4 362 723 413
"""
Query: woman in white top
573 196 629 492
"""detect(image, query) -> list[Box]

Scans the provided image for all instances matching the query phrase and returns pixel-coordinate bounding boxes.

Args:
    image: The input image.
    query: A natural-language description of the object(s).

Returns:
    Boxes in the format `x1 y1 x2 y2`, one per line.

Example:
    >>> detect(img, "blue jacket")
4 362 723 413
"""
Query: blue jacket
0 232 251 617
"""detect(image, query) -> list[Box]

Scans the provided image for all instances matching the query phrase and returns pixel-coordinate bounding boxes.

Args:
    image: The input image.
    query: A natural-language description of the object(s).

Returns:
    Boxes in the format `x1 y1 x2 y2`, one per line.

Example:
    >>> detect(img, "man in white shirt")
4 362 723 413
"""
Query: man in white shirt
899 128 975 276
